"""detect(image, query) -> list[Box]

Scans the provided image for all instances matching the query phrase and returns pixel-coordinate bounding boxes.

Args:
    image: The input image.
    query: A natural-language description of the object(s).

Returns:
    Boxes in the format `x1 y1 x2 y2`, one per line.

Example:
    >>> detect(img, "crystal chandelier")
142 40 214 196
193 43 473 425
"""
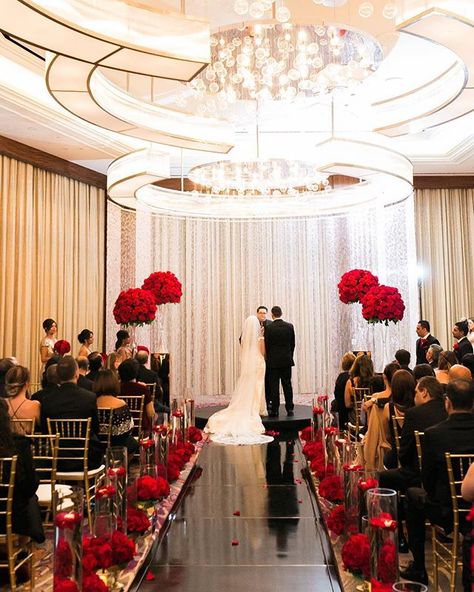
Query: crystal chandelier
188 159 329 196
187 23 383 105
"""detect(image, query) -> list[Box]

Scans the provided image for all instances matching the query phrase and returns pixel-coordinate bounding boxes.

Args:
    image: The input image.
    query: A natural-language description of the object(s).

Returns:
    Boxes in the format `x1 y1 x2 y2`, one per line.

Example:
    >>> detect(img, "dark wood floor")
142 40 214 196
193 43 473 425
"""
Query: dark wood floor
137 436 340 592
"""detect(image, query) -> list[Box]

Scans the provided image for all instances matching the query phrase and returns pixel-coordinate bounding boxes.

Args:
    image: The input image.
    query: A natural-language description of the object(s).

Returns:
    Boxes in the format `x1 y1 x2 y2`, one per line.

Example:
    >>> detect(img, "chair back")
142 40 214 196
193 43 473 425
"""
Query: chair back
118 395 144 438
97 407 114 448
414 430 424 471
0 456 17 539
10 418 35 435
348 387 370 441
47 418 91 472
391 415 404 468
144 383 156 403
445 453 474 532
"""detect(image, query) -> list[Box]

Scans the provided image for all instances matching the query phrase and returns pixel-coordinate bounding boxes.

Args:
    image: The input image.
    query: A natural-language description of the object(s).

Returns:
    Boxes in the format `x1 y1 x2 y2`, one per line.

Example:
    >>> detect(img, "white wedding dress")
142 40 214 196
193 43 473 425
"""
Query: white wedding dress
204 315 273 445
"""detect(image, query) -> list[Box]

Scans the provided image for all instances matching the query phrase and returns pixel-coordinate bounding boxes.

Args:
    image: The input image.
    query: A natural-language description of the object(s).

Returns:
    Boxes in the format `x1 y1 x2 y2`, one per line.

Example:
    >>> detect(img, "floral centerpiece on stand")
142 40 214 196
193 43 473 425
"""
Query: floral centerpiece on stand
142 271 182 305
113 288 157 327
338 269 379 304
360 285 405 325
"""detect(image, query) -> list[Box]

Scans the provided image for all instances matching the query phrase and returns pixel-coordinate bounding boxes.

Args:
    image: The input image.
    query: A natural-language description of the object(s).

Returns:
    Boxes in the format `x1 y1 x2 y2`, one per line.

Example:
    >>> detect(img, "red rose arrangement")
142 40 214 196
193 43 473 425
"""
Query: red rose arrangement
370 579 393 592
187 426 203 443
338 269 379 304
318 475 344 502
358 477 379 492
82 530 136 574
341 533 370 578
55 538 73 579
82 573 108 592
369 512 397 531
302 440 324 461
113 288 157 326
54 577 79 592
376 540 397 583
326 504 345 536
343 463 364 472
310 457 335 480
127 506 151 534
142 271 182 305
360 284 405 325
312 405 324 415
136 475 170 500
300 426 314 442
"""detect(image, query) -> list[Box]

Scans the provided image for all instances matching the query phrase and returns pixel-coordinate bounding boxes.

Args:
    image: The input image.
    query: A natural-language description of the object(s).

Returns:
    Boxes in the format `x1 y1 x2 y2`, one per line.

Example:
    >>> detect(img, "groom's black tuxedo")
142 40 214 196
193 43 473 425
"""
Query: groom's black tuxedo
265 319 295 415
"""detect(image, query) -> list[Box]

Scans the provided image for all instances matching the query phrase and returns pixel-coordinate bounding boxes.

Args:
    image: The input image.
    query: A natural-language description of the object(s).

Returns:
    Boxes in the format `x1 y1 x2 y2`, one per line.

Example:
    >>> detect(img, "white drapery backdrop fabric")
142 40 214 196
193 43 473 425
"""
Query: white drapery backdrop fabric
106 197 418 401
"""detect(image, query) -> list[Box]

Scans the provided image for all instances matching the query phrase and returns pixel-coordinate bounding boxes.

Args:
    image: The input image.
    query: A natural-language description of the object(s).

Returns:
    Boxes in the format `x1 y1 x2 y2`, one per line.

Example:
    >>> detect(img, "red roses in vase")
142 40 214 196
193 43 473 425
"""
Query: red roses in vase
142 271 182 305
113 288 157 326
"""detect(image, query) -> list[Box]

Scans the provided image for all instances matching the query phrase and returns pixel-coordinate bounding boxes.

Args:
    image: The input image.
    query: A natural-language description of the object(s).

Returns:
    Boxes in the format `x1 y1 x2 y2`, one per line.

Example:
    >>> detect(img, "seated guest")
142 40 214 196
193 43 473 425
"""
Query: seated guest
0 400 44 544
4 366 40 433
395 349 412 371
448 364 472 383
0 357 18 397
118 359 154 433
401 379 474 585
379 377 447 494
31 364 59 404
369 374 385 394
413 363 435 382
41 357 103 470
452 319 473 363
333 352 356 429
426 343 443 369
462 353 474 378
435 351 457 385
77 329 94 358
106 351 125 376
76 356 94 391
135 347 165 410
115 329 131 352
344 354 374 423
363 362 400 414
415 320 440 365
86 351 103 382
461 462 474 502
93 370 138 453
383 369 416 468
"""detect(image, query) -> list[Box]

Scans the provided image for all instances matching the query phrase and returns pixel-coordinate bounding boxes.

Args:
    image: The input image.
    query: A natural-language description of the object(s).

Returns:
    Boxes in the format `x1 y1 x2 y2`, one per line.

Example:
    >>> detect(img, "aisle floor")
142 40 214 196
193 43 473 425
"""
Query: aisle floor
138 437 341 592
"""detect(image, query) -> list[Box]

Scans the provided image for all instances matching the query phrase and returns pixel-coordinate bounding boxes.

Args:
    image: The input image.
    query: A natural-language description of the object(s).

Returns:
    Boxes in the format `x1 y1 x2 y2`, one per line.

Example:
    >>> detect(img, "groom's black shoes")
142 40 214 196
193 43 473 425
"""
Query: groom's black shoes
286 410 294 417
269 412 279 418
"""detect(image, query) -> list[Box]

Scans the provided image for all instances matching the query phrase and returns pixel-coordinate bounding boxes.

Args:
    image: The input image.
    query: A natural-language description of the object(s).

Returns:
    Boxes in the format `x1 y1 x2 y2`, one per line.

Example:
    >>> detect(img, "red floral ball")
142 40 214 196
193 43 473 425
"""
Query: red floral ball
136 475 170 500
113 288 157 326
318 475 344 502
82 573 109 592
187 426 203 443
326 504 345 536
54 577 79 592
341 533 370 578
127 506 151 533
338 269 379 304
142 271 182 305
360 284 405 325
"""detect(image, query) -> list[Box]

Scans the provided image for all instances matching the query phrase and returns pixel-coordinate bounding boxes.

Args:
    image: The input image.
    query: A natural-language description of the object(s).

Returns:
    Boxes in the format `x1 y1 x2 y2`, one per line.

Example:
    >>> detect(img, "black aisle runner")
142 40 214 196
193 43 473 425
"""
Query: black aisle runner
137 437 340 592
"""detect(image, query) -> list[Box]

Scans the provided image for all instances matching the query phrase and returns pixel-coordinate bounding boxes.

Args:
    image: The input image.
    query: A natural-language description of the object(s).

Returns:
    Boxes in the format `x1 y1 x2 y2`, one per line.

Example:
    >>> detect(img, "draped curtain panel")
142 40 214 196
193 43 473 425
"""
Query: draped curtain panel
106 197 419 401
0 155 105 385
415 187 474 350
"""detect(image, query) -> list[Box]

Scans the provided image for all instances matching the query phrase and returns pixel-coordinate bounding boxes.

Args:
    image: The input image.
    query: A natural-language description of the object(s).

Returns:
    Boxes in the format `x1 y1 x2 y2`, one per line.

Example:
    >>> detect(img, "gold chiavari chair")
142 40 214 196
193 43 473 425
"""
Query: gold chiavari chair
431 452 474 592
144 383 156 404
47 418 104 528
26 433 65 526
0 455 35 591
10 418 35 436
347 387 370 442
97 407 115 448
118 395 145 440
414 430 424 471
391 415 404 468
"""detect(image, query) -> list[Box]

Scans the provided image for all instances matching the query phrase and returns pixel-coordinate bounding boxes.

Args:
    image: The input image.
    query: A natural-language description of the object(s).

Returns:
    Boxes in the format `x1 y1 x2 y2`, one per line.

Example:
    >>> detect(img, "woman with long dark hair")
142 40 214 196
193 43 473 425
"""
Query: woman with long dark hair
40 318 57 365
77 329 94 357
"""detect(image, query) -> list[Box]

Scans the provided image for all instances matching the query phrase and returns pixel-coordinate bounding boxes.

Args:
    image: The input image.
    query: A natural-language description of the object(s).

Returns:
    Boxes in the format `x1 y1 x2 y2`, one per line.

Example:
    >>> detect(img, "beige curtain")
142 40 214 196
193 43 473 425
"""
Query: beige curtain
0 155 105 385
415 187 474 350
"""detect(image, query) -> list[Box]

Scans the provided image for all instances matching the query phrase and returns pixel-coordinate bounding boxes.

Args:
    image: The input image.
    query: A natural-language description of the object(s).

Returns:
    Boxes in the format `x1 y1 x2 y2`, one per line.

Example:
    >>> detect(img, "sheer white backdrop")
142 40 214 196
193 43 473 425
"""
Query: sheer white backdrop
106 197 418 402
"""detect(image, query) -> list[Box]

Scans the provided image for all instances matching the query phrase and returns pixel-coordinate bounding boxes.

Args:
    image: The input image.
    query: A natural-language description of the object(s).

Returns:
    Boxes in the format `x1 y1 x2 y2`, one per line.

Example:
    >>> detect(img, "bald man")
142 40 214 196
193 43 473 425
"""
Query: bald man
448 364 472 382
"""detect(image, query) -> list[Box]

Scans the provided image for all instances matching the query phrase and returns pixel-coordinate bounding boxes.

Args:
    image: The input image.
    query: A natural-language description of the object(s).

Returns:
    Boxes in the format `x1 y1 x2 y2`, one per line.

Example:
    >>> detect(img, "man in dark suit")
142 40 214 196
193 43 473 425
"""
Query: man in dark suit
256 306 272 414
41 356 103 470
118 358 154 433
264 306 295 417
453 319 473 363
415 320 440 365
76 356 94 391
379 376 447 493
400 379 474 585
135 347 168 412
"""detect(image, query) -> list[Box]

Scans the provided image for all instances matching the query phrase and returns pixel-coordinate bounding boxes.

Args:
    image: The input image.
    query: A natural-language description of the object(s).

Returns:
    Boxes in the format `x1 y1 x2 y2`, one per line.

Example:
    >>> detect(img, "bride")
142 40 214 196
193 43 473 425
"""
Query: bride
204 315 273 445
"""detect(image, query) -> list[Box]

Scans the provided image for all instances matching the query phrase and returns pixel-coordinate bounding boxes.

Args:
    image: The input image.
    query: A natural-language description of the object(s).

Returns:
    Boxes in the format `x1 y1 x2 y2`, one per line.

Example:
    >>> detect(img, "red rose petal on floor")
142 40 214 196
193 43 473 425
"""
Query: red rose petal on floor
298 499 303 503
233 510 241 516
231 539 239 546
146 571 156 581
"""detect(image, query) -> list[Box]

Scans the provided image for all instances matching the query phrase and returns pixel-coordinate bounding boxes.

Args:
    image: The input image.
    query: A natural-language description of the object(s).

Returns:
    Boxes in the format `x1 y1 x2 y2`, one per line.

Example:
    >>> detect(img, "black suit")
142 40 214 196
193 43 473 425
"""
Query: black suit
41 382 103 470
265 319 295 414
379 398 447 491
78 374 94 392
405 412 474 573
415 333 440 365
455 336 473 363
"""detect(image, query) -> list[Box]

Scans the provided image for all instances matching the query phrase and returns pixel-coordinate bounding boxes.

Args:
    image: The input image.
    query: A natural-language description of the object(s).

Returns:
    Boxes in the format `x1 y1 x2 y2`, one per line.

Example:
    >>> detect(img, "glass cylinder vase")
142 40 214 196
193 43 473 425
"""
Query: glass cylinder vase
106 446 128 533
184 398 195 435
343 466 365 534
94 483 117 537
357 472 379 532
139 436 156 477
154 425 169 481
171 409 185 445
367 488 399 587
53 487 84 592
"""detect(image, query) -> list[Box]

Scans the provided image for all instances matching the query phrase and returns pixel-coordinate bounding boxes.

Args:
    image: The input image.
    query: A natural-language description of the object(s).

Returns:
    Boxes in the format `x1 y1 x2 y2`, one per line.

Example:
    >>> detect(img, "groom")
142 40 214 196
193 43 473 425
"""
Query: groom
264 306 295 417
256 306 272 411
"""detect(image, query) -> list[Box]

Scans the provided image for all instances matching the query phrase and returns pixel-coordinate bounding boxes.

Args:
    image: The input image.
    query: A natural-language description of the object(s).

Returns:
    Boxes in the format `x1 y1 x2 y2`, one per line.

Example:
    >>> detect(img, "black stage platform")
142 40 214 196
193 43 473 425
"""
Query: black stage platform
195 404 311 432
